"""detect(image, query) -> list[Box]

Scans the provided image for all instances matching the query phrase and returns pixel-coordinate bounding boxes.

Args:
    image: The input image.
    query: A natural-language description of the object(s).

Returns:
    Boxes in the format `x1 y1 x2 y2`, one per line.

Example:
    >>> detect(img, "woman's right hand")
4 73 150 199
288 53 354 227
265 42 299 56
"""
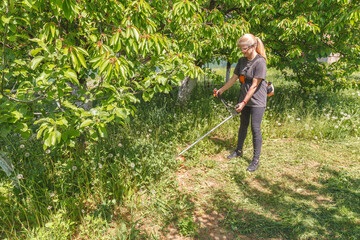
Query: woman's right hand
216 88 224 97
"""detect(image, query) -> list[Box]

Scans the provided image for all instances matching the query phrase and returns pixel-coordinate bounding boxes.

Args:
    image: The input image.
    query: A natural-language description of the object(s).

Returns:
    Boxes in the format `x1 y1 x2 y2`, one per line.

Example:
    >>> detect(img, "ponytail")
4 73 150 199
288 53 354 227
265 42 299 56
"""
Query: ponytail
255 37 267 61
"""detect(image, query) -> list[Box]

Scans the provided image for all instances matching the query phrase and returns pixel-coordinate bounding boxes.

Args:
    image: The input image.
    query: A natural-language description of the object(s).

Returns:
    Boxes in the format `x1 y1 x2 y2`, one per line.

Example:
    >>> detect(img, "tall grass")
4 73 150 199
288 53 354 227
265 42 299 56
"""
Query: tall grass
0 68 359 239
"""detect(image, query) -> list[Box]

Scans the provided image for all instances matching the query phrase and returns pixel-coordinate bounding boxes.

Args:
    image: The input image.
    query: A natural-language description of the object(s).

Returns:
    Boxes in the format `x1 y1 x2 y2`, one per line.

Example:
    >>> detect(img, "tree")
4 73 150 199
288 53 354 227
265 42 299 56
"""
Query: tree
175 0 250 102
244 0 360 89
1 0 359 151
0 0 201 149
177 0 360 96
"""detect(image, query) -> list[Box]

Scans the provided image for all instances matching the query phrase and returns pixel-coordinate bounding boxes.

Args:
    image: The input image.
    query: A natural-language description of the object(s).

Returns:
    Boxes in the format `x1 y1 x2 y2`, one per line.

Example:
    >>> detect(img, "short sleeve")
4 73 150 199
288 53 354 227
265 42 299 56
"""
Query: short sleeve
233 59 242 76
253 58 267 80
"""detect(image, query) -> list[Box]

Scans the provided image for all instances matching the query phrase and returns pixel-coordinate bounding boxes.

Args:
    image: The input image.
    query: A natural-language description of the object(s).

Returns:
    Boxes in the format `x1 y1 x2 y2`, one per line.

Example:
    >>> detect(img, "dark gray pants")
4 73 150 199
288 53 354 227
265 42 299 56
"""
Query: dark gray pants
237 106 265 161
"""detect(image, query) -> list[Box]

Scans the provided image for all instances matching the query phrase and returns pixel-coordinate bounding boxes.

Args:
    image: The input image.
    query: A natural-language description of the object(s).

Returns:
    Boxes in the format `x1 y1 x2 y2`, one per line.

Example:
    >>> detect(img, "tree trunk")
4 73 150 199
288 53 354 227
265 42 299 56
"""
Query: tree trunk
225 61 231 83
177 76 197 104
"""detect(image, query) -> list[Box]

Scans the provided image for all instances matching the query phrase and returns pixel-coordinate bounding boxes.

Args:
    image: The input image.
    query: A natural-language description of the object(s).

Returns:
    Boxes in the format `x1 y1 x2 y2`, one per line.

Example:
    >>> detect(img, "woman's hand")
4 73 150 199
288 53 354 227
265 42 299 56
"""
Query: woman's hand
235 102 246 112
216 88 224 97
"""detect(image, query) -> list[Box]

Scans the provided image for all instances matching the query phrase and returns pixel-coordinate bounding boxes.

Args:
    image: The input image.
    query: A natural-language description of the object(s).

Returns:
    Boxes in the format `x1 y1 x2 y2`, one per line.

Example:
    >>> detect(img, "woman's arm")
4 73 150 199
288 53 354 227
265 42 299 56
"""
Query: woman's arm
217 74 239 95
235 77 262 112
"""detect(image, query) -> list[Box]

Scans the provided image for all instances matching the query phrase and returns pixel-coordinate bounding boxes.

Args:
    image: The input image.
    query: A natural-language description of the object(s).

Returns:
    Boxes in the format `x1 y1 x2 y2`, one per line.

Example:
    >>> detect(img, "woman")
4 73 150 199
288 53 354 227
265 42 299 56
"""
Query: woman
216 33 267 172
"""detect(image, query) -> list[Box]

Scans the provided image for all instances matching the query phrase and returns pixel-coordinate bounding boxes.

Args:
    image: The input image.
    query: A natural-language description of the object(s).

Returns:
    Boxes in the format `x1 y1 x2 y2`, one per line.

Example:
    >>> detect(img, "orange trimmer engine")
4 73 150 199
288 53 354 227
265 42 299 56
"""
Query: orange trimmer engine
239 75 245 84
267 82 274 97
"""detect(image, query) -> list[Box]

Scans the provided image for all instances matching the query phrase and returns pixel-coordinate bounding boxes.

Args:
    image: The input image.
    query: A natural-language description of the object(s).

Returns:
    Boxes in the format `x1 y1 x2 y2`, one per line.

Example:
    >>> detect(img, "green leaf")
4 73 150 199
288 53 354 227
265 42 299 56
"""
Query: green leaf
126 27 131 39
103 83 118 93
76 51 87 69
29 38 49 53
62 129 80 141
24 0 35 9
80 119 93 128
31 56 45 70
89 56 103 63
62 0 75 21
89 35 97 42
11 110 22 120
143 91 150 101
132 27 139 41
1 16 12 24
99 60 109 74
70 51 79 71
50 24 56 37
114 108 127 119
56 119 68 126
0 151 14 177
104 62 113 80
110 32 119 46
63 100 79 110
50 131 57 146
14 59 26 65
56 40 62 50
97 124 107 138
65 69 79 85
75 47 89 56
158 76 167 85
30 48 43 56
55 130 61 144
154 37 161 55
37 124 48 139
44 128 54 147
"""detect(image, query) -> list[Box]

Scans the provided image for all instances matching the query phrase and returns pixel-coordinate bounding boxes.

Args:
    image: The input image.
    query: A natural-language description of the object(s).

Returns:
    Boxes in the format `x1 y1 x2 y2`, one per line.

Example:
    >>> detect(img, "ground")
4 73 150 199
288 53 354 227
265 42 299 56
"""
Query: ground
133 137 360 239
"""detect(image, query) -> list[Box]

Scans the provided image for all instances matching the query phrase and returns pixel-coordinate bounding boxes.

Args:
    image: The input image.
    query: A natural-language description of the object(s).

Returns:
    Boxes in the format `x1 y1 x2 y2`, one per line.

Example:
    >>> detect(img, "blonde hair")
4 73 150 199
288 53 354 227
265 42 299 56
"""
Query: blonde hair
237 33 267 61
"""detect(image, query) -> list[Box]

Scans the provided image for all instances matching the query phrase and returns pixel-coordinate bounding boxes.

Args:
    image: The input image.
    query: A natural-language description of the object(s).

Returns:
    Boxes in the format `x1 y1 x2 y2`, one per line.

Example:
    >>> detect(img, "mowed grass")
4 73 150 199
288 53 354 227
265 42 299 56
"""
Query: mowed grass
144 138 360 239
200 139 360 239
0 68 359 239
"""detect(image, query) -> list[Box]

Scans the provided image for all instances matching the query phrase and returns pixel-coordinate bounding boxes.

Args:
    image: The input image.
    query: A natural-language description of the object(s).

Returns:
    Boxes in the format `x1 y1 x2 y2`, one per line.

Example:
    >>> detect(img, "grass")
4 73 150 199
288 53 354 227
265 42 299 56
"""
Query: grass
0 68 359 239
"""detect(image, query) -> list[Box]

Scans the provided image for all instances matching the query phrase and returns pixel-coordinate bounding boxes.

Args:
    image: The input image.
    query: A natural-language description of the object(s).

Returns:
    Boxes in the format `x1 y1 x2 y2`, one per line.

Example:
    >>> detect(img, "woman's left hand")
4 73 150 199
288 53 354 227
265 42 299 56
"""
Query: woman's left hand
235 102 246 112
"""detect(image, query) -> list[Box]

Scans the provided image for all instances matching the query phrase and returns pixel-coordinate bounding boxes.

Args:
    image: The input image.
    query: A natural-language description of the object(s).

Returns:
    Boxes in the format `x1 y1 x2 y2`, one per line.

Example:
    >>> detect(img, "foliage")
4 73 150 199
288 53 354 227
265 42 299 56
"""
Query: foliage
177 216 199 237
0 0 202 149
248 0 360 89
25 210 74 240
1 0 359 150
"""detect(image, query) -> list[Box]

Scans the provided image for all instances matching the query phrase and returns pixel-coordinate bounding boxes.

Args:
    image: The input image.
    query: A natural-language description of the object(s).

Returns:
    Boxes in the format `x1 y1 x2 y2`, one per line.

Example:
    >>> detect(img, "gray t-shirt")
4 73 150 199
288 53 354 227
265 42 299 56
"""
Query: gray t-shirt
233 54 267 107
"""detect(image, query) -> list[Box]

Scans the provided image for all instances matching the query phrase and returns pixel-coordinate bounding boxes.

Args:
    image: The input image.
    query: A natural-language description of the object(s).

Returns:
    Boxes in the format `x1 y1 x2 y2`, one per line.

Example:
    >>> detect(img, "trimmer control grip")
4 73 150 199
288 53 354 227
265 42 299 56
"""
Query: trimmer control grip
213 88 220 97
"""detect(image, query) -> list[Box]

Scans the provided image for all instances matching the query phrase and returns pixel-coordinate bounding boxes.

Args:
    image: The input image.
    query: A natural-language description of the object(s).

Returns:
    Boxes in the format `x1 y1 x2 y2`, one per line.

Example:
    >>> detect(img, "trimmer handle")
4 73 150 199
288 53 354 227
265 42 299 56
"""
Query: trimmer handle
213 88 221 98
213 88 218 97
213 88 239 116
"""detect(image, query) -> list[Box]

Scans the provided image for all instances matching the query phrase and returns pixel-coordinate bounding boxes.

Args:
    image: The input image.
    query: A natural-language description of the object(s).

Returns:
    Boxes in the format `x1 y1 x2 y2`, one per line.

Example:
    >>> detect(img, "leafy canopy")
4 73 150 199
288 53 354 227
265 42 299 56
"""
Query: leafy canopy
0 0 359 149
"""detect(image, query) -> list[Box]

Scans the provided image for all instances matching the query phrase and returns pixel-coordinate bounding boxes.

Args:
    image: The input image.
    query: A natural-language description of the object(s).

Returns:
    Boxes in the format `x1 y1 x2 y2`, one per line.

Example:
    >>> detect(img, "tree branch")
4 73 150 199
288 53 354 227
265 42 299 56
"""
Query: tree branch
0 42 13 49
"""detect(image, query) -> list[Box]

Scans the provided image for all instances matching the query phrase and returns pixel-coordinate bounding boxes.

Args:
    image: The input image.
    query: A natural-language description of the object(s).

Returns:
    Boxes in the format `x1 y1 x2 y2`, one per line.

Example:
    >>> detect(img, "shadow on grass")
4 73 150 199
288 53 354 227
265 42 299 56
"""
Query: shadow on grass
203 167 360 239
209 136 234 153
195 189 287 240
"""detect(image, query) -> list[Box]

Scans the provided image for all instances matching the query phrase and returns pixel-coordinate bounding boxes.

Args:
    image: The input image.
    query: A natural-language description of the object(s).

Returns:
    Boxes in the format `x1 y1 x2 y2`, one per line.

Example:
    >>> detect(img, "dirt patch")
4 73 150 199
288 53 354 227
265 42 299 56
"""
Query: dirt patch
170 153 240 239
194 209 235 240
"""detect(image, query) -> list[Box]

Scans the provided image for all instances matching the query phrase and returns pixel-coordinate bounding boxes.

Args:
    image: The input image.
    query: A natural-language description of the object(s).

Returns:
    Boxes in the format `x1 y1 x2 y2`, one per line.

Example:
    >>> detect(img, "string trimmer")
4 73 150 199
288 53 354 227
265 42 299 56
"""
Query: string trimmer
178 89 240 156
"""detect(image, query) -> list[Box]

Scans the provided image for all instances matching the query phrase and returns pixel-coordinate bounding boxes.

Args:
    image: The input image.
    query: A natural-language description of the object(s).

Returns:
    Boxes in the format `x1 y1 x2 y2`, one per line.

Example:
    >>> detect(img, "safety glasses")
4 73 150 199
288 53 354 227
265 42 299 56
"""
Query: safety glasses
240 43 255 51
